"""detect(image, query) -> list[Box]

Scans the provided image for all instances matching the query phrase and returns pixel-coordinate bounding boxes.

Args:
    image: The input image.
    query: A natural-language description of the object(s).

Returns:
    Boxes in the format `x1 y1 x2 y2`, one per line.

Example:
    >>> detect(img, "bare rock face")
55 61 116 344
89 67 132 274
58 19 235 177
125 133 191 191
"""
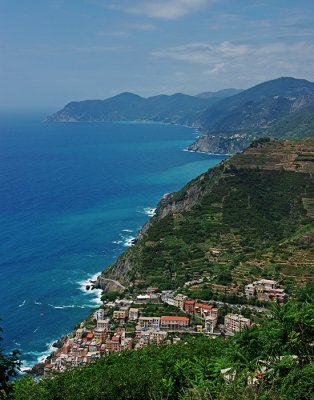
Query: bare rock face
188 133 256 155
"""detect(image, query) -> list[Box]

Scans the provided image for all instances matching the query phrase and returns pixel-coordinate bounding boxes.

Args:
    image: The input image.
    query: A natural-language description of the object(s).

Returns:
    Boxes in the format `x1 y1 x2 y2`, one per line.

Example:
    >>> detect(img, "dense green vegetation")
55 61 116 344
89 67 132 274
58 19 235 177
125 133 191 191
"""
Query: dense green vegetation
47 92 221 125
0 322 21 399
132 303 187 318
103 140 314 296
2 139 313 400
192 77 314 154
49 78 314 154
10 299 314 400
200 77 314 132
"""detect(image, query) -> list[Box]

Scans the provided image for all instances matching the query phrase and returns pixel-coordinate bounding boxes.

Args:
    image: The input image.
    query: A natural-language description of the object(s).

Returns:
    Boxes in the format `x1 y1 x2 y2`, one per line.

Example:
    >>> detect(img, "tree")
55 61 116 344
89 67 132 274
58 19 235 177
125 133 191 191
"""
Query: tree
0 321 21 398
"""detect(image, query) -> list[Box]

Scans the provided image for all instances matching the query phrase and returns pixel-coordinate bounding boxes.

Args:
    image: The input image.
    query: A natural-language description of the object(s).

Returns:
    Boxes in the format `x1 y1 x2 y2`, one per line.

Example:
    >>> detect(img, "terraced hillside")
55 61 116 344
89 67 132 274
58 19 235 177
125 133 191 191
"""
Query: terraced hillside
97 138 314 298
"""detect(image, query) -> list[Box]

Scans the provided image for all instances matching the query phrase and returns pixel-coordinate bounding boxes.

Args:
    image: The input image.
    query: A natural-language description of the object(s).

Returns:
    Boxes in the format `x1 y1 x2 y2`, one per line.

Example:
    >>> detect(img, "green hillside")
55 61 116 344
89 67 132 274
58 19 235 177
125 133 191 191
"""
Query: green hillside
98 138 314 300
48 77 314 154
200 77 314 132
190 78 314 154
6 139 314 400
47 92 221 124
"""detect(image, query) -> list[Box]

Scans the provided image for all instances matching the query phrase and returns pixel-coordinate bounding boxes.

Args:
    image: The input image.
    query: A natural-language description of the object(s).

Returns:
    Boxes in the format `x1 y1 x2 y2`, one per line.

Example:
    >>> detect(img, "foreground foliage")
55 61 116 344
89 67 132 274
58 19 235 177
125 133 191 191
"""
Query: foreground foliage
0 322 21 399
11 300 314 400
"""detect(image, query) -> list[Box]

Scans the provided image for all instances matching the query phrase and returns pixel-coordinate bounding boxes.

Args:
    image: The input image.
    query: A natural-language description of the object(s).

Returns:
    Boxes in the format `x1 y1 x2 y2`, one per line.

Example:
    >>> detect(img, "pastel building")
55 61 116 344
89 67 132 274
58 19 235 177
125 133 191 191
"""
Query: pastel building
138 316 160 330
224 314 251 333
174 294 188 310
160 316 189 330
97 319 110 331
128 308 139 321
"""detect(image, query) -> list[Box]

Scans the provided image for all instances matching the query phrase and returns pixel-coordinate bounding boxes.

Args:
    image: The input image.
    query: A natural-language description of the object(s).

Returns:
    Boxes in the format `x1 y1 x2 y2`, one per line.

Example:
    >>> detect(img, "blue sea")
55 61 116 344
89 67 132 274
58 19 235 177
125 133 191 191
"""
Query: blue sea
0 111 225 368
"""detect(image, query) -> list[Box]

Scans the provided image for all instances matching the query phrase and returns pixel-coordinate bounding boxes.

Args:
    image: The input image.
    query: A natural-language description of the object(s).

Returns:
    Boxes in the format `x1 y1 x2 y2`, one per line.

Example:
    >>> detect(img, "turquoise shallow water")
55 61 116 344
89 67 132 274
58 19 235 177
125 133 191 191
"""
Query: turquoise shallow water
0 114 225 368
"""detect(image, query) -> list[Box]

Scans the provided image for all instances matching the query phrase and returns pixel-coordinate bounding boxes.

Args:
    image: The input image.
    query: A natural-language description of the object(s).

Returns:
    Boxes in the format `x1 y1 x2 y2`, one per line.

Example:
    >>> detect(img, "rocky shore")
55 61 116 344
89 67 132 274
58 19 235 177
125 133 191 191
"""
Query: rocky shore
187 133 256 155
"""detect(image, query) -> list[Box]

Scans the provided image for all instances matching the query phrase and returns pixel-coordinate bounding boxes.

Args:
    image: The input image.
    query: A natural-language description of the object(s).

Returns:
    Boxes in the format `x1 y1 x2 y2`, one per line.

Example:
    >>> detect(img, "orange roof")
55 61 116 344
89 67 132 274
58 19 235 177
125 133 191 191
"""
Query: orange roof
161 316 189 322
184 300 195 305
195 303 212 310
112 336 120 341
86 333 94 339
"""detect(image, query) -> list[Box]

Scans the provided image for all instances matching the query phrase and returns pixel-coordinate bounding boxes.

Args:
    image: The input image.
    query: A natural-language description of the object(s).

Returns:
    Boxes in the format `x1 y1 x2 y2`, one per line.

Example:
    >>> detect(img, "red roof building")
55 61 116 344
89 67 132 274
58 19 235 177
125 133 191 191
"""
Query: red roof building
184 300 195 313
195 303 213 310
195 303 216 318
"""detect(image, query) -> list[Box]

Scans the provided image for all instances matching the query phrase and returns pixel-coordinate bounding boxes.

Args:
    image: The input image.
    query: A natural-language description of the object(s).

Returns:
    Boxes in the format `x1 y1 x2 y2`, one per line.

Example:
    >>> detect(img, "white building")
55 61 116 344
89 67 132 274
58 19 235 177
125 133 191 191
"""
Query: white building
174 294 188 310
204 315 217 333
138 316 160 330
93 308 105 320
97 319 110 331
224 314 251 333
244 279 287 302
128 308 139 321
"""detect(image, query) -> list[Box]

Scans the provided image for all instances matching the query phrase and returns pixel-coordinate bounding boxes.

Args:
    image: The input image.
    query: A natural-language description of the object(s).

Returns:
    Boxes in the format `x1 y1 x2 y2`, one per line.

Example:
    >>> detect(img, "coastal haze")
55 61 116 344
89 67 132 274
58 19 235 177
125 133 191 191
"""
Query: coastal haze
1 1 314 109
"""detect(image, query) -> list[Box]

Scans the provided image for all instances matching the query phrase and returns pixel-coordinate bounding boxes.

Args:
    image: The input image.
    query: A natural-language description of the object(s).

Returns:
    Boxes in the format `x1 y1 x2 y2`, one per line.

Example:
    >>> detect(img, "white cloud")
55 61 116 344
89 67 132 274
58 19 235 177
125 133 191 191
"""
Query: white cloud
152 41 254 64
106 0 211 20
153 43 210 63
151 40 314 89
152 40 314 65
204 62 227 76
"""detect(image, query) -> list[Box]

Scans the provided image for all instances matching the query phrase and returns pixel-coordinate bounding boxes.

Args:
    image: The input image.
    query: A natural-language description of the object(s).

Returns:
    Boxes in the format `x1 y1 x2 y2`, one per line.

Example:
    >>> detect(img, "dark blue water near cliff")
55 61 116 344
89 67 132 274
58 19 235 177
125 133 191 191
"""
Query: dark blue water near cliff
0 112 224 368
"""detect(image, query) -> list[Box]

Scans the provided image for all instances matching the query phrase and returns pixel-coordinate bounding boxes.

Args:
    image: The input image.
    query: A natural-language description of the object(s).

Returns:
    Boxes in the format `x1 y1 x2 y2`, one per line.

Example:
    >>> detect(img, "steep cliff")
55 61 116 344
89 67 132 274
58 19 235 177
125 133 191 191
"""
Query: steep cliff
96 138 314 296
187 133 256 154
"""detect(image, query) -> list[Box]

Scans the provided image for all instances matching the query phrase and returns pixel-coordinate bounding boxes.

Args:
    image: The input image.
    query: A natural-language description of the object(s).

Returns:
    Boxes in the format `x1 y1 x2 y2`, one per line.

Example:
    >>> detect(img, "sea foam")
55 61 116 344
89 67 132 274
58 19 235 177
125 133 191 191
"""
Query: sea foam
78 272 103 306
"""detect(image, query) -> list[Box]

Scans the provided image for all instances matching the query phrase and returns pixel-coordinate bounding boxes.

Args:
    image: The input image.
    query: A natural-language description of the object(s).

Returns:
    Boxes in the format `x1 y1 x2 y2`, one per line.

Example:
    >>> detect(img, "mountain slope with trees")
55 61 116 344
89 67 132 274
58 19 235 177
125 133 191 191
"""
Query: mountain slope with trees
7 139 314 400
48 77 314 154
96 138 314 299
47 91 224 125
189 77 314 153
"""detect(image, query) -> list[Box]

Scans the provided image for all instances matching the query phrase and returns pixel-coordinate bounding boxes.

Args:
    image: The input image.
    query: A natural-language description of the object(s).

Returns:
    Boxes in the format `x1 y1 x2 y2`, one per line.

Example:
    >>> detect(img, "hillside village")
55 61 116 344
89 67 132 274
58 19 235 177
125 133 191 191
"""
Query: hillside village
44 278 286 374
8 137 314 399
41 139 313 377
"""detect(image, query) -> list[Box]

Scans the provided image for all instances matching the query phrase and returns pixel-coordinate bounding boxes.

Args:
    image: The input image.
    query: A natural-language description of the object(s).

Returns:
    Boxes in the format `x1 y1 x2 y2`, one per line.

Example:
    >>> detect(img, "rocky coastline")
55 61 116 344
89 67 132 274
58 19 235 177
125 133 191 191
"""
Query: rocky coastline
187 133 256 155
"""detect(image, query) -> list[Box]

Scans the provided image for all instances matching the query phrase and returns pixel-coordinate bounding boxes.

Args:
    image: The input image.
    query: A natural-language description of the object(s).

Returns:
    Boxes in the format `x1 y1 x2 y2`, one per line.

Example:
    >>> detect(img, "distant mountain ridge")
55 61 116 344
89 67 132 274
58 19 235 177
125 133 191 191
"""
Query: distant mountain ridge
190 77 314 153
195 88 243 99
199 77 314 131
47 90 237 125
48 77 314 154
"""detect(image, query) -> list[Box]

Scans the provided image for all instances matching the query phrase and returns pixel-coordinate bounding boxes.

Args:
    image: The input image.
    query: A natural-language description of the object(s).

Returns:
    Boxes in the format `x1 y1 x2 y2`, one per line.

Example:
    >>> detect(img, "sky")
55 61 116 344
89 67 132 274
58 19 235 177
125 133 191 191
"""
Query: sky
1 0 314 109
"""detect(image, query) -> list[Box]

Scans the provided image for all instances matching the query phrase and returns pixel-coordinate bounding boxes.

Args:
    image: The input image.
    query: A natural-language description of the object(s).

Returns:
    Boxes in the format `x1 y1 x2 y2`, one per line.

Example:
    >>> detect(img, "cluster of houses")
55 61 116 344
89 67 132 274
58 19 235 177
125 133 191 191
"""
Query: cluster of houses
43 288 260 374
244 279 287 303
44 306 191 374
44 324 133 374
